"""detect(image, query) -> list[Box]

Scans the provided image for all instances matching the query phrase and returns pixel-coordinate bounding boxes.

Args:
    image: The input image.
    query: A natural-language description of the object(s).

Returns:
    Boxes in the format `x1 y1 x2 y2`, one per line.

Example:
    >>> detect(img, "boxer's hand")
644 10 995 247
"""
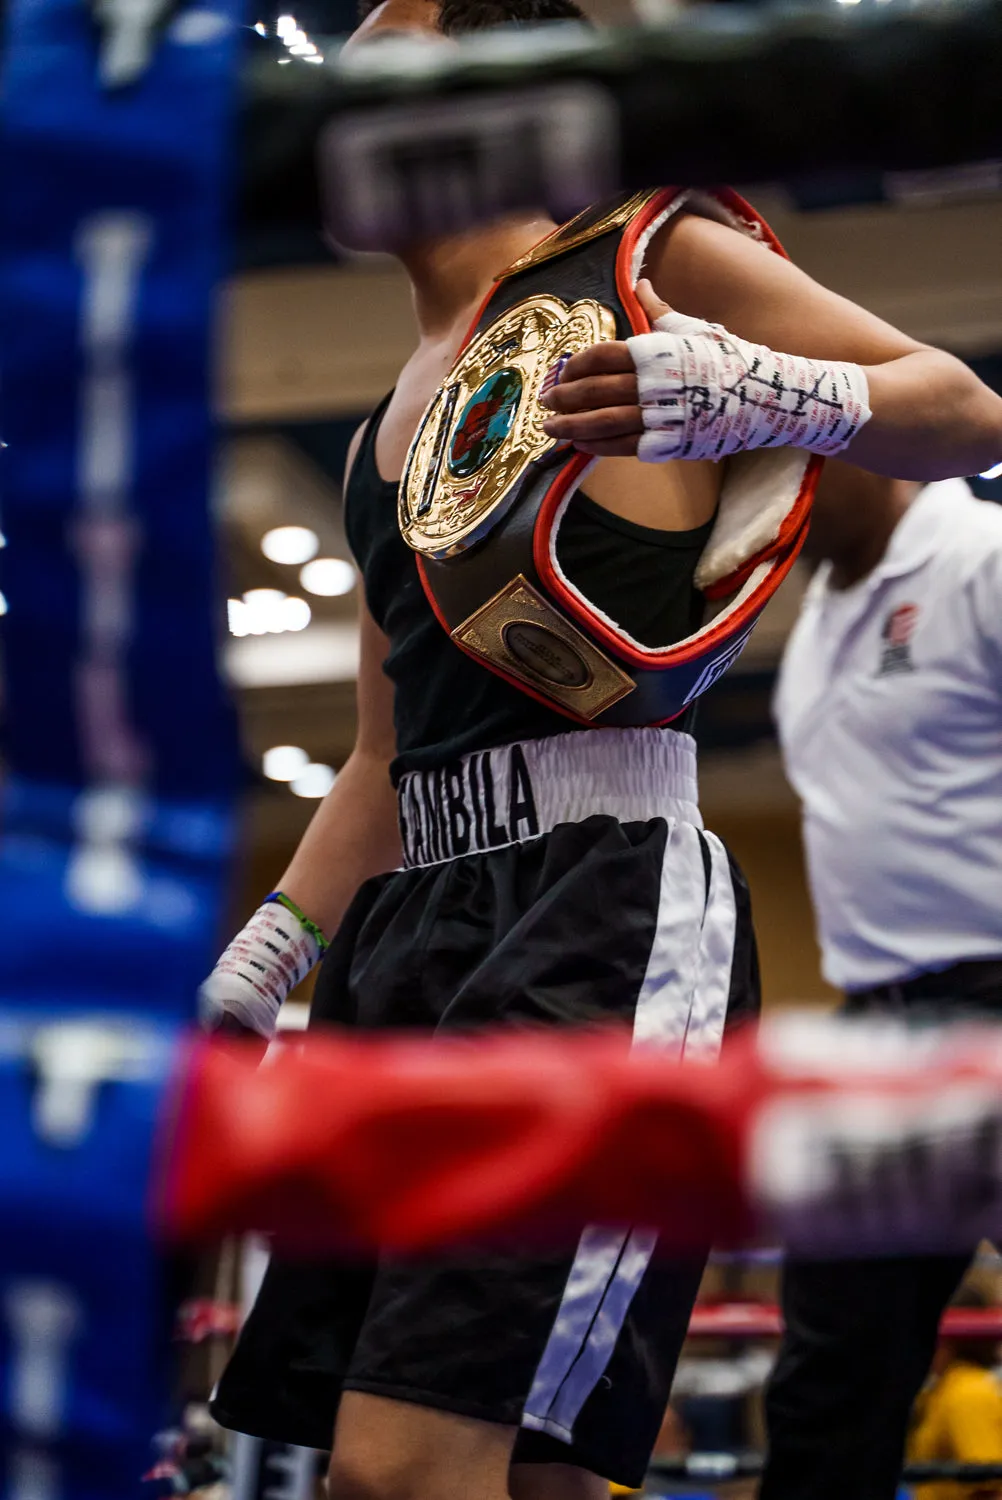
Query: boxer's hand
204 1010 271 1065
539 281 669 457
540 278 871 462
198 894 324 1044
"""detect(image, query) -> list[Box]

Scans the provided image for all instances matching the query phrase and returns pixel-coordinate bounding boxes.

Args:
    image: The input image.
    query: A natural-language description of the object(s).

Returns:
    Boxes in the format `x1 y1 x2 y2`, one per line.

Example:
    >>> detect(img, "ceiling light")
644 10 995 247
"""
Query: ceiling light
0 530 6 547
253 20 266 33
262 745 310 782
244 587 286 607
261 525 319 565
288 41 315 53
243 587 287 635
300 558 356 597
227 589 312 636
303 52 323 61
227 597 249 636
0 590 8 616
276 12 296 34
980 461 1002 480
290 763 337 799
281 597 312 631
278 56 290 62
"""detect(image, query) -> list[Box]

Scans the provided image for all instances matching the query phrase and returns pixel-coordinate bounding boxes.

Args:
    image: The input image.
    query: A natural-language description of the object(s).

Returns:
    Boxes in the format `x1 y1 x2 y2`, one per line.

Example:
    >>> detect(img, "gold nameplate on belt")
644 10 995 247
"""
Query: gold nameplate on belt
452 575 635 720
400 294 616 559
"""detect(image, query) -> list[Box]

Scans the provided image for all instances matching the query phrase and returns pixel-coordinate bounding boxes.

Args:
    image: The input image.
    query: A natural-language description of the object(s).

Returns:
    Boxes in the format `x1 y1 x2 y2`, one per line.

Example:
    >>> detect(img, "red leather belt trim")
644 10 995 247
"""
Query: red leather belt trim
615 184 679 332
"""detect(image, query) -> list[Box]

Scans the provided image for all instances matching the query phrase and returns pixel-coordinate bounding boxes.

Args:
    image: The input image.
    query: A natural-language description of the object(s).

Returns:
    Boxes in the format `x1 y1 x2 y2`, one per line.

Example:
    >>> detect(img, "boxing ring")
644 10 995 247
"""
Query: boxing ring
2 0 1002 1493
250 0 1002 249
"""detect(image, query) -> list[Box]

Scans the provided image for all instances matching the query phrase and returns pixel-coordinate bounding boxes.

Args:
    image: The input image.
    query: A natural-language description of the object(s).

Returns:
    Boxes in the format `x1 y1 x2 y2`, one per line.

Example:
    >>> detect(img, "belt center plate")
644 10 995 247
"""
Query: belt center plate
400 294 616 558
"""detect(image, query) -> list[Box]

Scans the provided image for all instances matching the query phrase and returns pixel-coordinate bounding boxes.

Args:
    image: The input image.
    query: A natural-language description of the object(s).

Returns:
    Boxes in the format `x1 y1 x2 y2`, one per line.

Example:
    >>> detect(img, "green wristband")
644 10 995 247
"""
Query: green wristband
265 890 330 952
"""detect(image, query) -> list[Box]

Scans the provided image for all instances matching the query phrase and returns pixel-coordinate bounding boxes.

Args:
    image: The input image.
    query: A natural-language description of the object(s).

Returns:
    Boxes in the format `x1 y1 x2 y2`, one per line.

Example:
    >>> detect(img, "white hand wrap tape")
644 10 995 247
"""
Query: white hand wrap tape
198 899 322 1040
627 311 872 464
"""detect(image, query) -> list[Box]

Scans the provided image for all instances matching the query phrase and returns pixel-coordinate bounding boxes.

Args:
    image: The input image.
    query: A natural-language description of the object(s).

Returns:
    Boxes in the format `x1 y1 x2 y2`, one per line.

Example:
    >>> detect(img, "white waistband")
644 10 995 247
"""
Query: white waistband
397 727 701 869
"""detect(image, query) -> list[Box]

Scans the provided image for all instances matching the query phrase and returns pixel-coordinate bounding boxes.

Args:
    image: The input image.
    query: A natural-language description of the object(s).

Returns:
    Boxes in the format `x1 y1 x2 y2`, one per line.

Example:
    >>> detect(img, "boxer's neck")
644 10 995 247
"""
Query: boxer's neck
399 214 556 339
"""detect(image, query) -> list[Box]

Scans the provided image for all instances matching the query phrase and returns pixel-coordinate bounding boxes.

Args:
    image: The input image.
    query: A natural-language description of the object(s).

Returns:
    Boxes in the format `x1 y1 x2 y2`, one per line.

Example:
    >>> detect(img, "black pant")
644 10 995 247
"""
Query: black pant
761 1253 971 1500
760 959 1002 1500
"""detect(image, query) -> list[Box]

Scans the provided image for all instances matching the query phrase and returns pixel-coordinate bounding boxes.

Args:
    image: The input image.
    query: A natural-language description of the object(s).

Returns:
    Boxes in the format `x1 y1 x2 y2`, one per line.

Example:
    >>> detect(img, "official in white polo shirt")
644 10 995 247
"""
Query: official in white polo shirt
762 461 1002 1500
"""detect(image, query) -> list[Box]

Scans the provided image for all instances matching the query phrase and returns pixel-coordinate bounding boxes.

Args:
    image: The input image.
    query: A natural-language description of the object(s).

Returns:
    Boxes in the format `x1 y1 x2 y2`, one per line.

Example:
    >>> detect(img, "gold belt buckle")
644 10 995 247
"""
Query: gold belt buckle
399 294 616 559
453 575 635 720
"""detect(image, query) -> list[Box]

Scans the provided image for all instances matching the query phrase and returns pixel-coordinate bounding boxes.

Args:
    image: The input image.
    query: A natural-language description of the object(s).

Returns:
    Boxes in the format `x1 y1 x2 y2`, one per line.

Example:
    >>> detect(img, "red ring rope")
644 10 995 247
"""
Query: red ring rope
158 1018 1002 1257
175 1298 1002 1345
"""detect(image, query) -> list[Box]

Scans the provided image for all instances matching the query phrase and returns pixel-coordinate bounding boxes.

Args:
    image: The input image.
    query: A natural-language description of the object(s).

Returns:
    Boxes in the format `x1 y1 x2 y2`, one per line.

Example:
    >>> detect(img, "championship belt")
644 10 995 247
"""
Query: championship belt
401 187 821 726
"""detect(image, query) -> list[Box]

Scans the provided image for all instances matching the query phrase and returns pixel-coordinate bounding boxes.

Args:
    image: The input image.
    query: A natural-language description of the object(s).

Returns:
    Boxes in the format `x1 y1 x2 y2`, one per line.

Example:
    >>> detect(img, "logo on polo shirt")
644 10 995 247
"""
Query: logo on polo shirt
878 603 920 676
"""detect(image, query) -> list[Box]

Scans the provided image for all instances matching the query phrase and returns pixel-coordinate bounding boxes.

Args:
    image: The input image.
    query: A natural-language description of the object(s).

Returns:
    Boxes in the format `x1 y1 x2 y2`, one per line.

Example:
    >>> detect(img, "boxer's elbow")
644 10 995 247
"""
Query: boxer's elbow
967 390 1002 477
936 353 1002 473
855 351 1002 480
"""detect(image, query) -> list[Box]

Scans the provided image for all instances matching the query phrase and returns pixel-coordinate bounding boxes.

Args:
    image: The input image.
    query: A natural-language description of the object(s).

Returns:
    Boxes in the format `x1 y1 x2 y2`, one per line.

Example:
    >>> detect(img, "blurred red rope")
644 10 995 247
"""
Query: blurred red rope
157 1018 1002 1257
174 1296 1002 1344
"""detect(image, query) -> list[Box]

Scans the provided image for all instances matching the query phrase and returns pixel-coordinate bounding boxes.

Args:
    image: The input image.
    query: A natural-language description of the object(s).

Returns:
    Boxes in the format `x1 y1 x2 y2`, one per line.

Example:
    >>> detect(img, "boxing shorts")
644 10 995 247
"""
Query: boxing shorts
211 726 759 1488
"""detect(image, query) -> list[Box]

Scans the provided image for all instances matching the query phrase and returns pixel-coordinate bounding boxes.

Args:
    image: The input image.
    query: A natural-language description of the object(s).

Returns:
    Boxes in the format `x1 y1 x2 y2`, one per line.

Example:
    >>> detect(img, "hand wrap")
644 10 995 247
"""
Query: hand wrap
198 892 327 1041
627 310 872 464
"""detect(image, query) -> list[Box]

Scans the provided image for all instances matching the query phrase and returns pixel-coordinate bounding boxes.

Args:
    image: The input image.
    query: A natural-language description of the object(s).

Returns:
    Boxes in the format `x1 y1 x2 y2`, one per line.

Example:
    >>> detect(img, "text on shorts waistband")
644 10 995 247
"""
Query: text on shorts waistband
396 728 700 869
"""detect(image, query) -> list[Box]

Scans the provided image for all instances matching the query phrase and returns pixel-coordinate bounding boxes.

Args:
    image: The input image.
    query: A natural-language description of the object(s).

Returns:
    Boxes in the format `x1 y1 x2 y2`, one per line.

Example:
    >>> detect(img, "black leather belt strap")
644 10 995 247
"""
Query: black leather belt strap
421 463 701 728
847 957 1002 1012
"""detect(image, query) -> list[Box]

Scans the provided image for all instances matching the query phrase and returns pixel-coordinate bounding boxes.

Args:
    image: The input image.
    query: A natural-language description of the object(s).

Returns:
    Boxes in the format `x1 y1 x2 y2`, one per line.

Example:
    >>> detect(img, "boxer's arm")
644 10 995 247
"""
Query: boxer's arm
199 428 400 1038
656 215 1002 478
278 421 401 934
541 213 1002 481
277 590 402 940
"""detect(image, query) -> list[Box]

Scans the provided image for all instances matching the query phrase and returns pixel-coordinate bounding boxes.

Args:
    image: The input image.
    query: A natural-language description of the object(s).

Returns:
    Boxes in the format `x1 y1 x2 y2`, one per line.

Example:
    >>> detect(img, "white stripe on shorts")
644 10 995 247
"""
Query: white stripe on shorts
521 824 738 1442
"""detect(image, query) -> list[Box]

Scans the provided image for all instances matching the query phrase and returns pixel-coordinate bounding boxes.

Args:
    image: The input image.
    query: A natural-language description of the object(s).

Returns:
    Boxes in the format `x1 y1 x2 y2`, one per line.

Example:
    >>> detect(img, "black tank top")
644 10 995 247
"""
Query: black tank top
346 394 711 784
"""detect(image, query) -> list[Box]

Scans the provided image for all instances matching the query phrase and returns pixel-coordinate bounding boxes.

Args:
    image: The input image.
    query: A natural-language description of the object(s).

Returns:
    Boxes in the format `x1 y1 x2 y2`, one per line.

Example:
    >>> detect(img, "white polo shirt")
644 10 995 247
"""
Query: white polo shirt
774 478 1002 992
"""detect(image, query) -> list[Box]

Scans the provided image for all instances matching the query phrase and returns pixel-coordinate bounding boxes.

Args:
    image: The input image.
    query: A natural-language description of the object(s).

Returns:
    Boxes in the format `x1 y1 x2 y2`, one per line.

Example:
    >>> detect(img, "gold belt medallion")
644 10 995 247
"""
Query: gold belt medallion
399 294 617 558
452 575 635 719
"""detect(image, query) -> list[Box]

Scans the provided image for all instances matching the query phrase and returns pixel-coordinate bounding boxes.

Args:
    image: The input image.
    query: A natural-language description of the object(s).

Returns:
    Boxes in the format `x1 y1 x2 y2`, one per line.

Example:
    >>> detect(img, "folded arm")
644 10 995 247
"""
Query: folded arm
541 212 1002 481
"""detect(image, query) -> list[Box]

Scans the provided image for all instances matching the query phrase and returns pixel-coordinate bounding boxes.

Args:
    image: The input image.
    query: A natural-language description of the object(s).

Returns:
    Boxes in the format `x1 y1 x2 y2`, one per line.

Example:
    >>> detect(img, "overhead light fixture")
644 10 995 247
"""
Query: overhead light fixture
226 598 246 635
261 524 319 565
303 52 324 61
253 20 267 33
242 587 287 637
228 590 312 636
288 41 315 54
276 12 296 35
262 745 310 782
282 597 312 631
980 461 1002 480
290 763 337 799
300 558 356 597
0 590 7 616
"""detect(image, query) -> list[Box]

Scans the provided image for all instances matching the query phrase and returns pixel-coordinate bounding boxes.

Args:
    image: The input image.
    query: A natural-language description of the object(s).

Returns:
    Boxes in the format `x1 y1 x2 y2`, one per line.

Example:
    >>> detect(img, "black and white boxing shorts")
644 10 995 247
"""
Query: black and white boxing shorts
211 726 759 1488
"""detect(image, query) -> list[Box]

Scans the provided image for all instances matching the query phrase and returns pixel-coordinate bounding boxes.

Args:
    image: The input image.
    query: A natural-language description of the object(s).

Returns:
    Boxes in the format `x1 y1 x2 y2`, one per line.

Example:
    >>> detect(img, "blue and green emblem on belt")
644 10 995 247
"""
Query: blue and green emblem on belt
399 294 616 559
